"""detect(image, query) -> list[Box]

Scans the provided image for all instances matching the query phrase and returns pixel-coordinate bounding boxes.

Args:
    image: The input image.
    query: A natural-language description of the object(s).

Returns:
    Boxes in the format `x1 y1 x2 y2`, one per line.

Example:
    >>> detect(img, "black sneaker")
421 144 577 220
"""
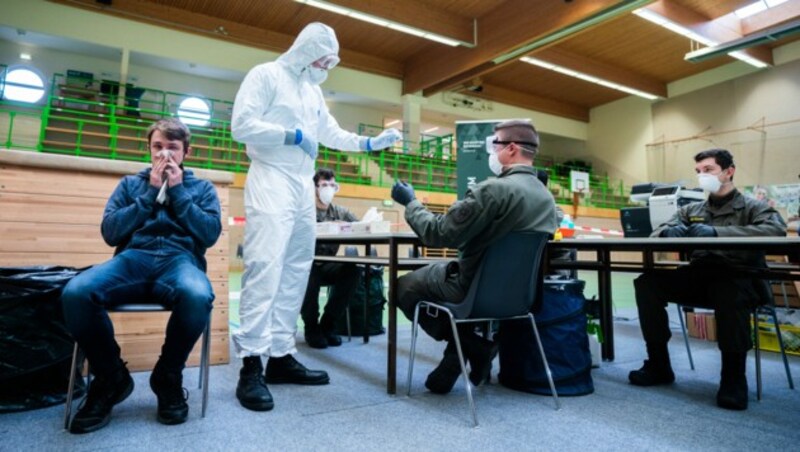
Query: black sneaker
265 354 329 385
628 360 676 386
717 375 748 410
69 364 134 434
236 357 274 411
425 342 462 394
149 368 189 425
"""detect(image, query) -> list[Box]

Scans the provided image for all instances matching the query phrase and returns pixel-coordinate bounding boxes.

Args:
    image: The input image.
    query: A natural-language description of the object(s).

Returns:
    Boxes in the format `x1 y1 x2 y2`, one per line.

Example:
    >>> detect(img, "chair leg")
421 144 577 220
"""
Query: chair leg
406 303 422 397
753 310 763 401
201 313 211 418
676 305 695 371
528 313 561 410
345 304 352 342
767 306 795 390
447 316 478 427
63 342 81 430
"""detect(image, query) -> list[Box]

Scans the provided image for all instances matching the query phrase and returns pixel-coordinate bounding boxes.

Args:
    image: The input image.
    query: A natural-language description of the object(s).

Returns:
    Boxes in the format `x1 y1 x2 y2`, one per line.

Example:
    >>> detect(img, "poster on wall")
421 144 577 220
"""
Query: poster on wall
743 183 800 217
455 120 500 199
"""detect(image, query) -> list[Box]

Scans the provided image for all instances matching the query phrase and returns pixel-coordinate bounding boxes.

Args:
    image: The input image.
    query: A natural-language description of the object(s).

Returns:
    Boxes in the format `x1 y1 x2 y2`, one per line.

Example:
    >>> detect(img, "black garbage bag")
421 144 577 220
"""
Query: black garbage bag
0 266 87 413
333 266 387 337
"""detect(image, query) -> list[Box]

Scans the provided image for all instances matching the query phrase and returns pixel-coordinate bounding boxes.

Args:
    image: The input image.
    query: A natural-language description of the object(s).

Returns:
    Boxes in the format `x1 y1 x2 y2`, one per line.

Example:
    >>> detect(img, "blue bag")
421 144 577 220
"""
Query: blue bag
497 278 594 396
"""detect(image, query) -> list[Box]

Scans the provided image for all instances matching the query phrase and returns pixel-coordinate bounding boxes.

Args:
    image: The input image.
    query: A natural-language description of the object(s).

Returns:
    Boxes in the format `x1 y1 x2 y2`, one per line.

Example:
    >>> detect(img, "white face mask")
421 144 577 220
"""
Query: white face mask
697 172 723 193
488 152 504 176
318 186 335 205
306 67 328 85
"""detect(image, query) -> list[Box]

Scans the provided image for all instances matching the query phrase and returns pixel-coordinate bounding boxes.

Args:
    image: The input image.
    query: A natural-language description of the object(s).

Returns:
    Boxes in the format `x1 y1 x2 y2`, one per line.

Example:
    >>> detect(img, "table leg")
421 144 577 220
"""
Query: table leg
364 244 371 344
387 238 397 394
598 248 615 361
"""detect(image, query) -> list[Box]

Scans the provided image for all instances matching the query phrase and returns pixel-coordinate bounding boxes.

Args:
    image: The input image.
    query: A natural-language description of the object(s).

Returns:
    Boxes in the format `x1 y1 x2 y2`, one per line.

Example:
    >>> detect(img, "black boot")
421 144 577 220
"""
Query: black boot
69 361 134 434
305 325 328 349
629 343 675 386
425 341 462 394
265 355 330 385
236 356 274 411
460 332 498 386
319 315 342 347
149 363 189 425
717 351 748 410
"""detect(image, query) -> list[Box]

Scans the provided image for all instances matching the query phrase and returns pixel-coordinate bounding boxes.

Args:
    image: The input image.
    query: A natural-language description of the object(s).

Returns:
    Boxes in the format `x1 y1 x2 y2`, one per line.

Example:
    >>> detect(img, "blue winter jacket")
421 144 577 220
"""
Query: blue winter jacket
101 168 222 270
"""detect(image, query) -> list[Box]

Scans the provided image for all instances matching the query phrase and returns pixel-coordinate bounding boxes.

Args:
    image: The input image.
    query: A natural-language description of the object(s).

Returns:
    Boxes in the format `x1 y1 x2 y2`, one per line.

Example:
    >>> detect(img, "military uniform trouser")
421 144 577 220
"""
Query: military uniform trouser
397 262 468 342
634 264 763 353
300 261 360 330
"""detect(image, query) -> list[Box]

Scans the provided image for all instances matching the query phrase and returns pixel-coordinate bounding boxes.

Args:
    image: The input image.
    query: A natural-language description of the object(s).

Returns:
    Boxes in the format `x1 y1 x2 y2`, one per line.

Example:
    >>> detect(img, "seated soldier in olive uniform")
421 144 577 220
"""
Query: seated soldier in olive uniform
301 168 360 348
629 149 786 411
391 119 558 394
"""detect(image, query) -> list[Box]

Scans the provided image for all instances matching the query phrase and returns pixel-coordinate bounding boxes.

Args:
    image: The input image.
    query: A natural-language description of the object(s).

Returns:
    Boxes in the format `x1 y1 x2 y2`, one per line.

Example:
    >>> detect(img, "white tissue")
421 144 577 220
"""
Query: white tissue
362 207 383 223
156 181 169 204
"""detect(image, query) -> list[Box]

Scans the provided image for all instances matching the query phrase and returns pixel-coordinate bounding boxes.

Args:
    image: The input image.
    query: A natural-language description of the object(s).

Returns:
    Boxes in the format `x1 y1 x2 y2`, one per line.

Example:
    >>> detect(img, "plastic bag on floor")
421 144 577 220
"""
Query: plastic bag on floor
0 266 87 412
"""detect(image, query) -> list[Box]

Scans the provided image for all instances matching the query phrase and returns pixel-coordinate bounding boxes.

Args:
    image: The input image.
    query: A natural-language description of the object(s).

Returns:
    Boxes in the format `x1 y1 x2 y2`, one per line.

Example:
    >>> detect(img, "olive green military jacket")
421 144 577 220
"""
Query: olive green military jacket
651 189 786 266
316 203 357 256
404 165 558 288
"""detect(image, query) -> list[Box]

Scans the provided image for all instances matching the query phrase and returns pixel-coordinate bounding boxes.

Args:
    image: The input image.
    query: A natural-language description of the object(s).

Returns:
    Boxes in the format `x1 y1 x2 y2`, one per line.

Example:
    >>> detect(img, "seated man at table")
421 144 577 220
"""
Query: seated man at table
629 148 785 410
391 119 558 394
301 168 360 348
60 118 222 433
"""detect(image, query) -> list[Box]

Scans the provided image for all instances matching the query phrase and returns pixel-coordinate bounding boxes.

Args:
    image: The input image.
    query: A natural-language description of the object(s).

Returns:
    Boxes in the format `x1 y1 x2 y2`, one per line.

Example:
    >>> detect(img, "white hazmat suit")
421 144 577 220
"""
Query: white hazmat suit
231 22 399 359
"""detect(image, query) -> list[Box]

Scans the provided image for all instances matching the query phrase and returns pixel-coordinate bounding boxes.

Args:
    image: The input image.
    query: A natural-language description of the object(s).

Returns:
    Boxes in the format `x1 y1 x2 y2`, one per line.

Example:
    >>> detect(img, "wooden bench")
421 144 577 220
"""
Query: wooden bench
0 149 232 371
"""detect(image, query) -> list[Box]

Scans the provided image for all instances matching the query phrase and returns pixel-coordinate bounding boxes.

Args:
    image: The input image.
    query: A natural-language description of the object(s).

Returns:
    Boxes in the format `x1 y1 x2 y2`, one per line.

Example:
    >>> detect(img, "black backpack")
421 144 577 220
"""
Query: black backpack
333 266 386 336
497 278 594 396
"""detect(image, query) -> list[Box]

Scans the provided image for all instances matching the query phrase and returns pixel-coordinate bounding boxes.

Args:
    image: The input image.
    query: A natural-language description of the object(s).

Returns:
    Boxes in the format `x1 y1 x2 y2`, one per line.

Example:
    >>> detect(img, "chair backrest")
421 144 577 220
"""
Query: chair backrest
449 231 550 319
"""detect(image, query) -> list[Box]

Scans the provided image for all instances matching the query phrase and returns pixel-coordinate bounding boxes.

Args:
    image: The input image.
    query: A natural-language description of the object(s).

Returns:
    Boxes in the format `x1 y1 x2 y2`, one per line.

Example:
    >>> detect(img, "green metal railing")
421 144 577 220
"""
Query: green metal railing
0 67 637 208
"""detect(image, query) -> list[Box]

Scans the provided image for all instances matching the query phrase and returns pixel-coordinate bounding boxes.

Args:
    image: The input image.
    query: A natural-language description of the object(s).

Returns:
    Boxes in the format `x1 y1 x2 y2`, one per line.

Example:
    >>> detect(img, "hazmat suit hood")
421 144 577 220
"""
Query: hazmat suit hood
277 22 340 77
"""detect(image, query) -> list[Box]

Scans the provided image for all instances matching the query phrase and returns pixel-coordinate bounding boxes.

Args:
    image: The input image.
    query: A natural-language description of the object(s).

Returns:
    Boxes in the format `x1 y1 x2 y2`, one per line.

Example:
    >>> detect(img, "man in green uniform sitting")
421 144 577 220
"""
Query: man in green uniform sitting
391 119 558 395
629 149 786 410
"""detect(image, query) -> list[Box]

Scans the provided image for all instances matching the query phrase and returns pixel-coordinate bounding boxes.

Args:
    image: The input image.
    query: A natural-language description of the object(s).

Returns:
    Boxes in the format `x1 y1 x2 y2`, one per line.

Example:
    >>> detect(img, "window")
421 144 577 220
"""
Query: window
1 67 46 103
177 96 210 127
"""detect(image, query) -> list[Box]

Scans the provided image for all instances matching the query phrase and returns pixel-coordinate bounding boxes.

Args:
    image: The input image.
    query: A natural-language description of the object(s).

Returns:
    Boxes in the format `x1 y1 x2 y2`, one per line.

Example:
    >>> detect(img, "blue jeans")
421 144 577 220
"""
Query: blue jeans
61 249 214 376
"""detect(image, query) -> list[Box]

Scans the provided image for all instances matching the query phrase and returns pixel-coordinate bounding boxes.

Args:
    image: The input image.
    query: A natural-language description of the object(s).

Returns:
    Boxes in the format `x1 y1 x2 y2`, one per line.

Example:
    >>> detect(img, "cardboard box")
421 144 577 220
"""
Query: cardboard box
685 311 717 342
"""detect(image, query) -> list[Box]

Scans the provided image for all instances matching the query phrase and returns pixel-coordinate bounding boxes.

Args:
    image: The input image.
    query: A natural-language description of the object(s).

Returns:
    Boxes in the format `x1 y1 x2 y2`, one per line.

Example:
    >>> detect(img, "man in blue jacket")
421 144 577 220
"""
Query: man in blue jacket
61 118 222 433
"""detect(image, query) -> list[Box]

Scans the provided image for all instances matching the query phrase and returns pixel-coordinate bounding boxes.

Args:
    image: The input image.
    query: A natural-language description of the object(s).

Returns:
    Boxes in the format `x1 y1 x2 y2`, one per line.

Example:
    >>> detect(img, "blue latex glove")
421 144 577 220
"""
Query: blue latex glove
285 129 318 159
365 128 402 151
391 181 416 206
688 223 717 237
660 225 688 238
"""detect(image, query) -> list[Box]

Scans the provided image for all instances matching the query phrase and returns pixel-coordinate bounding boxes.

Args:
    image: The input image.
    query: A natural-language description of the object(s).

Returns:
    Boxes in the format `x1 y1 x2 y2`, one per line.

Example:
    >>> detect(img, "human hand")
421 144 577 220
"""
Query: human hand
164 155 183 187
150 150 171 188
368 128 402 151
391 181 416 206
660 225 688 238
285 129 318 159
687 223 717 237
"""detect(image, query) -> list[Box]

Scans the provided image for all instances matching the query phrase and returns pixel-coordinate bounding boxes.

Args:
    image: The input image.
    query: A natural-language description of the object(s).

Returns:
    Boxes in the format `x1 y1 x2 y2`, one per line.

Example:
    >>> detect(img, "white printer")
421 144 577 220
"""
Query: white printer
645 185 705 230
621 184 705 236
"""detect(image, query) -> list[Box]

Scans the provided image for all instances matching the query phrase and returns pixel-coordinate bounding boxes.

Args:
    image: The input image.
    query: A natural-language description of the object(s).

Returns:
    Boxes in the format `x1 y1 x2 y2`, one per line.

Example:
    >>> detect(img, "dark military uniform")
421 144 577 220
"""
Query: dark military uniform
635 189 786 353
301 203 360 333
398 165 558 340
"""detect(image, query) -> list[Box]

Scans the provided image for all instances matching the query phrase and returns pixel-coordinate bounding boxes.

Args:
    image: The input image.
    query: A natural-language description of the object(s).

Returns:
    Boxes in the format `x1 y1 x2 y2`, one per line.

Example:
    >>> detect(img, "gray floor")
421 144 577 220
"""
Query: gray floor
3 309 800 451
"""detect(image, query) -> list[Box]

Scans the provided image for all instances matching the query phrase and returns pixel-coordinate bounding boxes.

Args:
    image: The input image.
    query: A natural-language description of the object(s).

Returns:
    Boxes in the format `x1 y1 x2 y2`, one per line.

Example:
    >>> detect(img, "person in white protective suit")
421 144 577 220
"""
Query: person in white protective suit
230 22 402 412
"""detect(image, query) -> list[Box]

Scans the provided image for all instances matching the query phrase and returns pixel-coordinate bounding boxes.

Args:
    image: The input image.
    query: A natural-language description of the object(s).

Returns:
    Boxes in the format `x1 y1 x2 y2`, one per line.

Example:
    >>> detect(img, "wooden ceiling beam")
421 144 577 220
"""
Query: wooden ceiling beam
403 0 623 96
740 1 800 35
50 0 404 77
532 48 667 98
646 0 773 65
465 83 590 122
325 0 474 43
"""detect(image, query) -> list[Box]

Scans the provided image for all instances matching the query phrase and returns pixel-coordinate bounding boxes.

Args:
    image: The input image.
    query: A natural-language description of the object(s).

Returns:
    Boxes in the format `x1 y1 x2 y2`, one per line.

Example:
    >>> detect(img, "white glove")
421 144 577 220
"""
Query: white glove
365 128 402 151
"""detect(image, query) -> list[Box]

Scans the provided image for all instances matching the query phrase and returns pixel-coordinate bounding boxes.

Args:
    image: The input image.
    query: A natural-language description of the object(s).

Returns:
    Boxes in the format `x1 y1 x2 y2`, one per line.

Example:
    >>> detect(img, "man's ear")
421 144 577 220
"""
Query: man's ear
185 146 191 156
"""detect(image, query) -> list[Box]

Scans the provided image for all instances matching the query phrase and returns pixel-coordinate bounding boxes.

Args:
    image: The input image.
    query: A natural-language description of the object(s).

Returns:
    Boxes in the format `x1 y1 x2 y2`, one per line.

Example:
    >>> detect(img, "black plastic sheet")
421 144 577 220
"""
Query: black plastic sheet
0 266 86 412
